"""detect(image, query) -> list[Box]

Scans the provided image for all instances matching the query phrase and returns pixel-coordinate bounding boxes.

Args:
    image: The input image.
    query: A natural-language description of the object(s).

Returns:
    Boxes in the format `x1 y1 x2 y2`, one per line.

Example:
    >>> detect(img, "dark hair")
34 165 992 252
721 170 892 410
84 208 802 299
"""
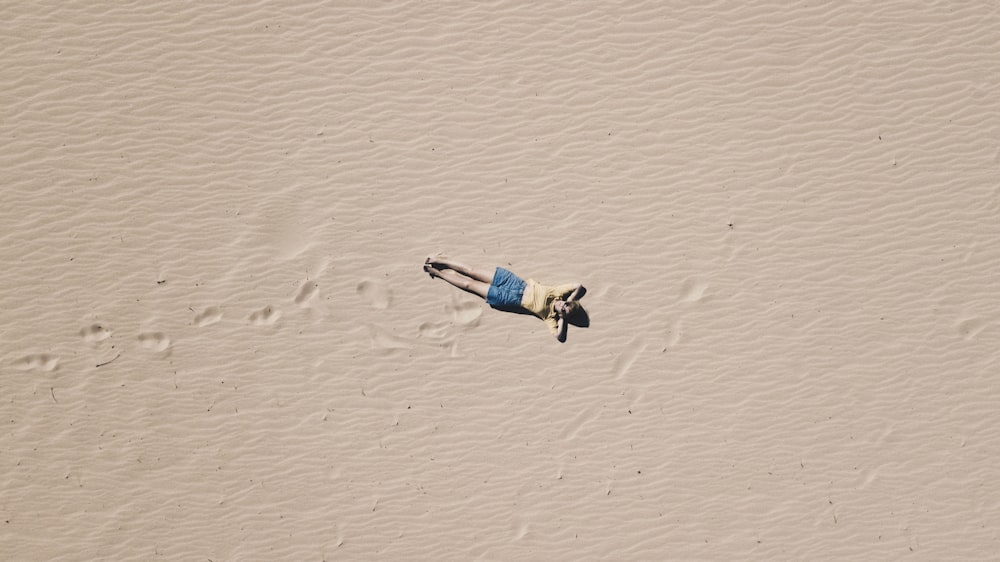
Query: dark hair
562 301 581 320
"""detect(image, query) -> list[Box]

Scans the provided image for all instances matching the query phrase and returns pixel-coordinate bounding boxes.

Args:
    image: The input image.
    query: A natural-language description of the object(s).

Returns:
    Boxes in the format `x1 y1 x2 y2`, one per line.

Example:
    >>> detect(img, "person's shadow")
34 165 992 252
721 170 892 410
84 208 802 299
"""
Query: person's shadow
567 285 590 328
566 307 590 328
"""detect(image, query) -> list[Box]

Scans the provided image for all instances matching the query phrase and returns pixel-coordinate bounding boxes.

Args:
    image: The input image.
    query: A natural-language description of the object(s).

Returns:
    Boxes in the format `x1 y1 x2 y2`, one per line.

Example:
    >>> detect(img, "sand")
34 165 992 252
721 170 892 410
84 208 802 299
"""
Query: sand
3 1 999 559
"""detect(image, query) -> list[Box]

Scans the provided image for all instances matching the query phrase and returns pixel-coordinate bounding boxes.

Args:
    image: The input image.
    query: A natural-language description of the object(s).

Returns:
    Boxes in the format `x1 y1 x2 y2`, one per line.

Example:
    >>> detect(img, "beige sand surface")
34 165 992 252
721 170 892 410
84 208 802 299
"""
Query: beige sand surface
3 1 1000 559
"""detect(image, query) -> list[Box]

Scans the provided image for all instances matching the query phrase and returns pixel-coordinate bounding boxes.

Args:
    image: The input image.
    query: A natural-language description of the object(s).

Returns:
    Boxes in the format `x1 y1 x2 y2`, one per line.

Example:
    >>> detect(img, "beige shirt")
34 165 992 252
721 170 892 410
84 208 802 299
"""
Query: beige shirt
520 280 578 334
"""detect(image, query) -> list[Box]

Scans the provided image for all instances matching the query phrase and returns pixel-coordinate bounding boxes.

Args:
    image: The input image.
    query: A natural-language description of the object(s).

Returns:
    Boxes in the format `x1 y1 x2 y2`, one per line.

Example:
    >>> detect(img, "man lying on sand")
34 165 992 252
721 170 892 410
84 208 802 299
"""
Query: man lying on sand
423 254 586 342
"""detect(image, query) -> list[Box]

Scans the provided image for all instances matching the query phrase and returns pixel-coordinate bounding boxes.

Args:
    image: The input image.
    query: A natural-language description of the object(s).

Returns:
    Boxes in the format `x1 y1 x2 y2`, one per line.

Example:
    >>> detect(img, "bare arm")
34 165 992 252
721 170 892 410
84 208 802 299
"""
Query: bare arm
556 315 568 342
566 284 585 302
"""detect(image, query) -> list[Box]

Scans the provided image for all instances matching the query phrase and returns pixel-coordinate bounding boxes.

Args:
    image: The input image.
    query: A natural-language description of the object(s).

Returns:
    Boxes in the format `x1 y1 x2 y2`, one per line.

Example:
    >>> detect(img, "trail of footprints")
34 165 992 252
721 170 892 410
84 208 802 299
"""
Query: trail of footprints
10 277 326 373
16 271 990 372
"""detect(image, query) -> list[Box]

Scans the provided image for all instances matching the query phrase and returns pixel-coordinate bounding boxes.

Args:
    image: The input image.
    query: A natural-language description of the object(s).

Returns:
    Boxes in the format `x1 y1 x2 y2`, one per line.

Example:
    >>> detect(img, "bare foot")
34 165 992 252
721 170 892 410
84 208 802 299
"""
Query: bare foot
423 264 441 278
426 253 449 267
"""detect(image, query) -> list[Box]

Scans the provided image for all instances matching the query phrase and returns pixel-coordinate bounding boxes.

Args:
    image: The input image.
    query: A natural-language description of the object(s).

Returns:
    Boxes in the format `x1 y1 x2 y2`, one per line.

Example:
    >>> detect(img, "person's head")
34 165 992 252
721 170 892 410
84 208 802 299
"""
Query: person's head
555 300 580 320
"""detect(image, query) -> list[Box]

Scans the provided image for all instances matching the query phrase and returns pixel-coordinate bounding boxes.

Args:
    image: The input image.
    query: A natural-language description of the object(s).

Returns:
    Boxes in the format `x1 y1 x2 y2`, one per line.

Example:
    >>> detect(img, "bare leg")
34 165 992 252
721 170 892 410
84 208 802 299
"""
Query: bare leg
427 254 495 284
426 265 490 300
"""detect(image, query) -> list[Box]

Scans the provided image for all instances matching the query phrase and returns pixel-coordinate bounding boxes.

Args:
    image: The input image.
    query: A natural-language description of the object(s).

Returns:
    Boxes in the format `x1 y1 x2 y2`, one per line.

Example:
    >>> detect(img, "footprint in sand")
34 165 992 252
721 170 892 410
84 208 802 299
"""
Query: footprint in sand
663 319 682 351
357 280 392 310
956 317 988 340
13 353 59 372
679 278 708 303
249 305 281 326
559 404 601 440
138 332 171 353
417 321 451 340
369 325 411 354
512 517 530 541
446 299 482 327
80 323 112 343
416 297 482 347
193 306 222 327
613 337 645 380
294 280 319 306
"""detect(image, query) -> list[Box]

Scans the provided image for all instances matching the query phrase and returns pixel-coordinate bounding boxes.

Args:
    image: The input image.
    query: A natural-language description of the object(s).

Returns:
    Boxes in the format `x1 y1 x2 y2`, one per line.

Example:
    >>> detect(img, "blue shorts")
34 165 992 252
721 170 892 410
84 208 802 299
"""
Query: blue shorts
486 267 526 309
